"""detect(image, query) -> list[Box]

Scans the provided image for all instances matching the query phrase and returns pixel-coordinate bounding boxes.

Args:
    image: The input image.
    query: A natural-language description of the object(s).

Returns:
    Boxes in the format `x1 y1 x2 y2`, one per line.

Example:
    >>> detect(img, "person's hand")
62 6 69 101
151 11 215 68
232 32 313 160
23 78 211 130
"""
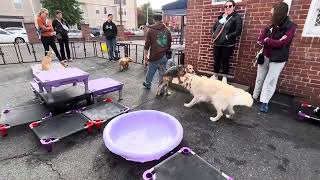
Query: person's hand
264 37 269 42
257 41 263 46
280 35 287 41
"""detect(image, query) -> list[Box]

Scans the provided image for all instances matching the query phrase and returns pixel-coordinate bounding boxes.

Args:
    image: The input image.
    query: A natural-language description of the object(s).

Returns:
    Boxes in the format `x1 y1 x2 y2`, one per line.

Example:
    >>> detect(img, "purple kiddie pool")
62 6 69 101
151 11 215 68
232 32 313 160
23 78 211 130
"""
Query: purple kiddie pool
103 110 183 163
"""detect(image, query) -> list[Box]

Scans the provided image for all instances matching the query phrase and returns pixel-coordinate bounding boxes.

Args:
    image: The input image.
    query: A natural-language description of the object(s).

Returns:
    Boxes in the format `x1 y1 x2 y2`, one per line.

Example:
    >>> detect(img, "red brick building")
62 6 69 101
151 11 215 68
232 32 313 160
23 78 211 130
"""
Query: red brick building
185 0 320 102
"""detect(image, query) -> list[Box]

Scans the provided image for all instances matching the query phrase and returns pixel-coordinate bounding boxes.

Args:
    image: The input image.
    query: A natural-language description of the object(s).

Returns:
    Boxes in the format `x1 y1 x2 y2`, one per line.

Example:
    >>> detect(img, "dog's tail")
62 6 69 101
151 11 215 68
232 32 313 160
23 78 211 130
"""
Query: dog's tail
231 90 254 107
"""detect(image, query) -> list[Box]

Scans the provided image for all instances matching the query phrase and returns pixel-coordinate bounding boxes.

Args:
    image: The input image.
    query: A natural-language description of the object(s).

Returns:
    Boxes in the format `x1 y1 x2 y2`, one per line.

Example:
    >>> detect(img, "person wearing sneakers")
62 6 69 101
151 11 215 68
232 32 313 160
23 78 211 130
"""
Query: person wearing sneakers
143 14 172 90
210 0 242 83
52 10 72 62
103 14 119 61
252 2 297 113
37 8 66 66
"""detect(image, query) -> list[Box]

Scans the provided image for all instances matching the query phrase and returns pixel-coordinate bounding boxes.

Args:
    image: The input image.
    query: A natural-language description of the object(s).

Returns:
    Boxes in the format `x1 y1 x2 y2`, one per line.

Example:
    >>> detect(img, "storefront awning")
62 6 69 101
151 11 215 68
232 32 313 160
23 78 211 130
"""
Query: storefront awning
162 0 187 16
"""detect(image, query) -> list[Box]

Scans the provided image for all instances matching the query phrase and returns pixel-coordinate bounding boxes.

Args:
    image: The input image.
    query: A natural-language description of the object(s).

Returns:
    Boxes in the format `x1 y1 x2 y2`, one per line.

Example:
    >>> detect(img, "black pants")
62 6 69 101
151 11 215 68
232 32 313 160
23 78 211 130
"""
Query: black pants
58 36 71 60
41 36 62 61
213 46 235 75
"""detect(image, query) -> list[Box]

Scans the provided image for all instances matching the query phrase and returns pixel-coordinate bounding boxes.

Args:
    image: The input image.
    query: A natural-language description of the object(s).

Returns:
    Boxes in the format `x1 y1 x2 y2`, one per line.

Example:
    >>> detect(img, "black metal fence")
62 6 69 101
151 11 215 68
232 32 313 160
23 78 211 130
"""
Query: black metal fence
0 36 183 65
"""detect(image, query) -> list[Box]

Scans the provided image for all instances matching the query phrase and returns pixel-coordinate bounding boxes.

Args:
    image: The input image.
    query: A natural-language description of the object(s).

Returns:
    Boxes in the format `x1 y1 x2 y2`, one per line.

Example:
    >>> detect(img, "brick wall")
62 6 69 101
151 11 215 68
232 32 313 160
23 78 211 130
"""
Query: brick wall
185 0 320 102
24 23 41 44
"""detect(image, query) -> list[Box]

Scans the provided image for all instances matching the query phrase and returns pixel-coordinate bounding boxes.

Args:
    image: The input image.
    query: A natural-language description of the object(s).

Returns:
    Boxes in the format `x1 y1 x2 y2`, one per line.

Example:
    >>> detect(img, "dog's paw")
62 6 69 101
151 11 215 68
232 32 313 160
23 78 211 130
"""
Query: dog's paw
226 114 232 119
210 117 219 122
184 103 191 108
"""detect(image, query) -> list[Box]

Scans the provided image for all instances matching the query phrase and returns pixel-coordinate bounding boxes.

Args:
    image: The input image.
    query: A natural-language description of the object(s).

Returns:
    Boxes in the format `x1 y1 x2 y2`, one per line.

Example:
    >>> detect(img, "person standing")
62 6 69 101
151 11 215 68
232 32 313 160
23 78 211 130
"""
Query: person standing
252 2 297 113
211 0 243 83
143 14 172 91
52 10 72 62
37 8 65 66
103 14 119 60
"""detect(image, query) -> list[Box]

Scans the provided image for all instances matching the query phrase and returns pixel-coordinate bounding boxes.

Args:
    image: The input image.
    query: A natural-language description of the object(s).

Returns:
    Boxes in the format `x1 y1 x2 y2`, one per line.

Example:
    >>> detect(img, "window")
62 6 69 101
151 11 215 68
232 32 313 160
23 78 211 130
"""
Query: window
302 0 320 37
0 30 7 34
96 10 100 14
211 0 241 5
13 0 23 9
114 0 126 5
104 7 107 14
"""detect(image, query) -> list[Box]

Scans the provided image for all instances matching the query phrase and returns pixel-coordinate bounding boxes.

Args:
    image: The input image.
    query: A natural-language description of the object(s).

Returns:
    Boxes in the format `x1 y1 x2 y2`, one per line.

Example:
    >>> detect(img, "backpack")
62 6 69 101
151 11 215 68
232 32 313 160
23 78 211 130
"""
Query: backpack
156 29 170 48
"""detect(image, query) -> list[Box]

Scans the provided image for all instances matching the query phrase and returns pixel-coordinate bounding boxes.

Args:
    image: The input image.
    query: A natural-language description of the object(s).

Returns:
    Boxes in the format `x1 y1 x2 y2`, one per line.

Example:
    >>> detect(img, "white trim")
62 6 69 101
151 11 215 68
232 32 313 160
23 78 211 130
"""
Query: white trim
302 0 320 37
212 0 242 5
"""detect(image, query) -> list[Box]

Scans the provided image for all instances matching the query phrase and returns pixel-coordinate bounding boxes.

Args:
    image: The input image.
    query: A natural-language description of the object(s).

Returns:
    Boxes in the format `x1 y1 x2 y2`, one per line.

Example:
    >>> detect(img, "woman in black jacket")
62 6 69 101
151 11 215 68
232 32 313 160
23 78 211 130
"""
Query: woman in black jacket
52 10 72 62
211 0 243 82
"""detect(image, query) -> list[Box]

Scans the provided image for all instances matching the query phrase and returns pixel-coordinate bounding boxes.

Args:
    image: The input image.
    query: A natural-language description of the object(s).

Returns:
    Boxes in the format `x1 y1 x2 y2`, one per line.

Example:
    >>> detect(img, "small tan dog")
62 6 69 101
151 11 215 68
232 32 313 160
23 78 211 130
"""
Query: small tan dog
119 57 133 71
182 73 253 122
41 51 54 71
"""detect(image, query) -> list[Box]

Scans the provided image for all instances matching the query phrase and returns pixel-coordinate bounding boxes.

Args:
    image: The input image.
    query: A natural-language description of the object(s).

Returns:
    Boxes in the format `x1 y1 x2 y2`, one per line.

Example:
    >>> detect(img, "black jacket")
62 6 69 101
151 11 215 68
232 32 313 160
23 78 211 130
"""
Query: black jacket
266 17 296 62
211 12 243 46
103 21 117 39
52 19 69 37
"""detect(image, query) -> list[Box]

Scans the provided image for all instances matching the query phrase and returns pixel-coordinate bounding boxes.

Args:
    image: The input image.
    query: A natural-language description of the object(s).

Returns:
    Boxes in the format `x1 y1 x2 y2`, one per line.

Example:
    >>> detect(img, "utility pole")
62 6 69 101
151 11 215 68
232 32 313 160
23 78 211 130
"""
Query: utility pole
146 0 149 25
119 0 123 25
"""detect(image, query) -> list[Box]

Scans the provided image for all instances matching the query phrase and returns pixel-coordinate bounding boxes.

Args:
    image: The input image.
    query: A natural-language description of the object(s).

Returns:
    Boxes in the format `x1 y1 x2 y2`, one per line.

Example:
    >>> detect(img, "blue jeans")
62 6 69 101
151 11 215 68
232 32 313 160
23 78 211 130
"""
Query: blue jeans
145 56 168 88
106 37 118 59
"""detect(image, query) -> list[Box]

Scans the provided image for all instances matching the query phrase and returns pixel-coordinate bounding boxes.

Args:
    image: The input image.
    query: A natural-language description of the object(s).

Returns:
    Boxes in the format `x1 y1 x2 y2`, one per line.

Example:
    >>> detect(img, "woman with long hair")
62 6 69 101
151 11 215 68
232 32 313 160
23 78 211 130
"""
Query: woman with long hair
37 8 66 66
253 2 297 113
211 0 243 83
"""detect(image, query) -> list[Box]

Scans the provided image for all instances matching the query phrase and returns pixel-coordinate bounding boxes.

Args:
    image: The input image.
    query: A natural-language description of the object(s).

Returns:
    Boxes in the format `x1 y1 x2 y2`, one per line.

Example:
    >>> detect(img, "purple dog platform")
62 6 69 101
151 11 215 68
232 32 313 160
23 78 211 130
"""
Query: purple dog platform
29 112 91 152
33 68 89 103
0 103 50 137
80 78 124 101
143 147 233 180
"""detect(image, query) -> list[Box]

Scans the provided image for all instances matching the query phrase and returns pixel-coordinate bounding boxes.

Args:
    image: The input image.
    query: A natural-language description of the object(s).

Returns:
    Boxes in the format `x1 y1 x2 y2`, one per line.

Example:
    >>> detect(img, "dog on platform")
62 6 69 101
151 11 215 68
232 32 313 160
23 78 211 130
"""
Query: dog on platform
119 57 133 71
156 64 195 96
41 51 55 71
182 73 253 122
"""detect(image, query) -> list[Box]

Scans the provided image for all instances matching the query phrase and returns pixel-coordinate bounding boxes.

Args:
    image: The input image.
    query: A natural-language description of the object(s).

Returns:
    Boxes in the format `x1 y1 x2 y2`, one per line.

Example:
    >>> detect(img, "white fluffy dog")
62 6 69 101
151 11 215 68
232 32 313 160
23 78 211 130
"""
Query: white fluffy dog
182 73 253 122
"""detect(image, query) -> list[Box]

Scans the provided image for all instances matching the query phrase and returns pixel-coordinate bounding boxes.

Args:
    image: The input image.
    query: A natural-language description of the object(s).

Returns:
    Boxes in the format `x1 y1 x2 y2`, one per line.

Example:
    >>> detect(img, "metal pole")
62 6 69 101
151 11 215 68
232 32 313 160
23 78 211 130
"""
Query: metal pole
146 0 149 25
119 0 123 25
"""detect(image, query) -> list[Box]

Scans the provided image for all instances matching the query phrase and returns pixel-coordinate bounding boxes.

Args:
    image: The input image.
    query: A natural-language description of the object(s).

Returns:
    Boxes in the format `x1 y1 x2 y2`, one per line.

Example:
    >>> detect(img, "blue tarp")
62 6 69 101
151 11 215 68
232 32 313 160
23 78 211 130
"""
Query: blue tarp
162 0 187 16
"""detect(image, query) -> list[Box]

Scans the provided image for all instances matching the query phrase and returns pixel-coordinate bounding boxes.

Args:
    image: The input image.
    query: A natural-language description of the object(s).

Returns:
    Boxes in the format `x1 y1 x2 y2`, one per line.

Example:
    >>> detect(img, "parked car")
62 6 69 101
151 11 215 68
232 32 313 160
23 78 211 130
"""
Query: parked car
124 29 135 36
4 27 27 34
68 29 83 38
90 28 102 37
0 28 29 43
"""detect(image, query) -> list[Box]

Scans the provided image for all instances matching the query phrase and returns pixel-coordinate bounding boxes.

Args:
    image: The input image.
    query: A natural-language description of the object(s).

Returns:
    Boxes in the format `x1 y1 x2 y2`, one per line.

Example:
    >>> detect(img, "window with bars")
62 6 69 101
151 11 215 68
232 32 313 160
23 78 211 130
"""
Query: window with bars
303 0 320 37
315 9 320 26
114 0 126 5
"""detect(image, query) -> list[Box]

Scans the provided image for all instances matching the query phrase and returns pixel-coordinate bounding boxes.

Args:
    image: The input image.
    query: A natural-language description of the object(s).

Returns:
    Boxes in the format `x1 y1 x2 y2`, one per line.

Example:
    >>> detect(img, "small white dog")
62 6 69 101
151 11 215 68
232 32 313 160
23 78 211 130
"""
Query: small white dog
182 73 253 122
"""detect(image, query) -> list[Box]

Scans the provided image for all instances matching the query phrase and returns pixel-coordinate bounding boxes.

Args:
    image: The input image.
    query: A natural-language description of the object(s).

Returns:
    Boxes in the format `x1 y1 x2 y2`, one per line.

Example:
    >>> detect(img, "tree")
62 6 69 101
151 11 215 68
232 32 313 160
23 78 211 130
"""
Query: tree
140 3 154 26
41 0 83 26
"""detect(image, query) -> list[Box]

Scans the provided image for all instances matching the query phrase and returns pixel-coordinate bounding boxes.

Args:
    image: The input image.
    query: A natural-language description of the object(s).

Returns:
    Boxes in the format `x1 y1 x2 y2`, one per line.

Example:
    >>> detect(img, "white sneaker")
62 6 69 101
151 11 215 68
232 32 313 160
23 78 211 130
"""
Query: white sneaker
222 76 227 83
210 74 217 80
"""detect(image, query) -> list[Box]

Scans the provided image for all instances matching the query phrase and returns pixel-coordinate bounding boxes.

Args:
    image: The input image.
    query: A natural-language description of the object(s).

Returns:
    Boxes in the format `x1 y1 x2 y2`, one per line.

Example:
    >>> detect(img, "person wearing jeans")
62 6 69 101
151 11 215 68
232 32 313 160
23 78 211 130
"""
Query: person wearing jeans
253 2 297 113
37 8 65 66
52 10 72 61
103 14 118 60
143 14 172 91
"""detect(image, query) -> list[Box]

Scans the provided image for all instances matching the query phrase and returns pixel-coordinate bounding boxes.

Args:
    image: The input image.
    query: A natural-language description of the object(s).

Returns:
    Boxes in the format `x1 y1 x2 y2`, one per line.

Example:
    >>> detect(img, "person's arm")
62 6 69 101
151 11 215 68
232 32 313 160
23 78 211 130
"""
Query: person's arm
114 23 118 36
226 14 243 40
37 18 52 32
264 24 297 48
257 27 269 46
102 22 106 34
52 20 62 34
167 30 172 50
144 29 151 61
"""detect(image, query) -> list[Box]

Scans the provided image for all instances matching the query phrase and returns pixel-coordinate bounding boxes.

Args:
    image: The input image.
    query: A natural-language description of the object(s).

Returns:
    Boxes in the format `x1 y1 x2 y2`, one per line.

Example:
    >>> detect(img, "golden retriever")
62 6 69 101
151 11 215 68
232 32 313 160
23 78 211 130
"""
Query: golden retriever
182 73 253 122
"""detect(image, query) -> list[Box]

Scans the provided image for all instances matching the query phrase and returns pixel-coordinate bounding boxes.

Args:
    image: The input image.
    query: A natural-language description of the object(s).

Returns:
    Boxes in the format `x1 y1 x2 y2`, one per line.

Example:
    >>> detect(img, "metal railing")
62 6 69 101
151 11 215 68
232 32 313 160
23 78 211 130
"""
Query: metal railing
0 38 184 65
